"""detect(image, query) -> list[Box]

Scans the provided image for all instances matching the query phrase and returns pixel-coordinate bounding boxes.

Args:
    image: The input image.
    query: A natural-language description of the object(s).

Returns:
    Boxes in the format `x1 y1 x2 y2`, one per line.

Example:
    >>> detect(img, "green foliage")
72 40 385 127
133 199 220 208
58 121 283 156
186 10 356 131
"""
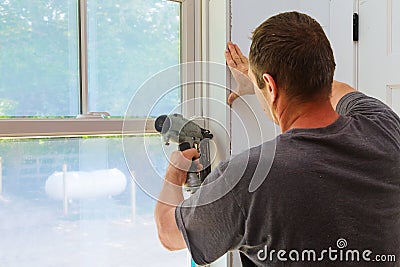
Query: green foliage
0 0 180 117
0 0 79 116
87 0 180 116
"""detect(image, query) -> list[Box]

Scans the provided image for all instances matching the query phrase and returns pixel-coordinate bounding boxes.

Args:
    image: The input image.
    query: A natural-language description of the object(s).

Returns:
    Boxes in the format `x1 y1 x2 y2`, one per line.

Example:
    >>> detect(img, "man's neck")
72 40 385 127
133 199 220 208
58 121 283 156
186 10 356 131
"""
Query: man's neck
277 97 340 133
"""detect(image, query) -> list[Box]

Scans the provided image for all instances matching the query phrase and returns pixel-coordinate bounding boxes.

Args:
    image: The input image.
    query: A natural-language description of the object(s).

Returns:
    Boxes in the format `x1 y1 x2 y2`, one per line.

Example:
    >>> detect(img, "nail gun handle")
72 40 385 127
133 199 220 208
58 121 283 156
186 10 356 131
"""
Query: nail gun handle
185 163 202 192
179 142 202 194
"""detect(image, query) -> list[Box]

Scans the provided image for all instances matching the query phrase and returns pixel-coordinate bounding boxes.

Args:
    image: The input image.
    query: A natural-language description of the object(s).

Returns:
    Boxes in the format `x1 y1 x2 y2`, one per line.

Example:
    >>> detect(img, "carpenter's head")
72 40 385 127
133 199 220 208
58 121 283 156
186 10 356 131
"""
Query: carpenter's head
248 11 336 122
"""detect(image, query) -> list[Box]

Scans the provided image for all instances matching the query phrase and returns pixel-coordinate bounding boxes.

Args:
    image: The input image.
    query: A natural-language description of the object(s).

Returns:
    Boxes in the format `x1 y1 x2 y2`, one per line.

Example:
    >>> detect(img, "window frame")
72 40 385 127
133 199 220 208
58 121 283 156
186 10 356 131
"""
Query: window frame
0 0 198 138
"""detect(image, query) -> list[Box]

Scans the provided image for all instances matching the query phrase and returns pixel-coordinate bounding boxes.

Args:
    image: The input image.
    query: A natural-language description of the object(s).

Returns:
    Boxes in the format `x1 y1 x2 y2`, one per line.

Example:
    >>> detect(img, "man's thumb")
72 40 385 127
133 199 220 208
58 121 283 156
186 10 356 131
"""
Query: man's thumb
228 92 239 105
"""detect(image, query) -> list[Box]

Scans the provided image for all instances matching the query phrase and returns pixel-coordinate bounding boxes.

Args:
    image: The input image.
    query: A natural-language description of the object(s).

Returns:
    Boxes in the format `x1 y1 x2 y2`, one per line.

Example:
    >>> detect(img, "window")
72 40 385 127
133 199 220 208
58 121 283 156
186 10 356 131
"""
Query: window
0 0 195 266
0 0 185 136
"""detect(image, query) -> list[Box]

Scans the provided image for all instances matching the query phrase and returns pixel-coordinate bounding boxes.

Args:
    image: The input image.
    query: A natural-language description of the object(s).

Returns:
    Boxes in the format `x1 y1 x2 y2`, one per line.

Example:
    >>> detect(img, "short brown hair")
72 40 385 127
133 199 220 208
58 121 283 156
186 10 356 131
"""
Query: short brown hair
249 12 336 101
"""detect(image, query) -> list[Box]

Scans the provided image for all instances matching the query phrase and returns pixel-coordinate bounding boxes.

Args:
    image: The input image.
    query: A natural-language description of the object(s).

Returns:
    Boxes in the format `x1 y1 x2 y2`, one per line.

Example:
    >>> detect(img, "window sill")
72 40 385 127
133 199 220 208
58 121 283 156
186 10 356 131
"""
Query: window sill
0 118 157 138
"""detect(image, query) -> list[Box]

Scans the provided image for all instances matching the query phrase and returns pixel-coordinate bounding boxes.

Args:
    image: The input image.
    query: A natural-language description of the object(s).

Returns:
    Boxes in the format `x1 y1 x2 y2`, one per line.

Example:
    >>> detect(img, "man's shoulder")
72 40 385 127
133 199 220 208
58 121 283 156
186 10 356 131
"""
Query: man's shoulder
338 92 400 136
221 139 279 191
229 139 277 169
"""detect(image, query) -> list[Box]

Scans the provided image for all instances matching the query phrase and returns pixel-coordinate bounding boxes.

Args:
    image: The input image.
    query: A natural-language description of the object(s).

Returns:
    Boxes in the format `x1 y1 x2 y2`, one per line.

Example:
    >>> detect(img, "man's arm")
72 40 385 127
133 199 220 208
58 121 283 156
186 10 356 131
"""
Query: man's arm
154 149 200 251
330 80 357 110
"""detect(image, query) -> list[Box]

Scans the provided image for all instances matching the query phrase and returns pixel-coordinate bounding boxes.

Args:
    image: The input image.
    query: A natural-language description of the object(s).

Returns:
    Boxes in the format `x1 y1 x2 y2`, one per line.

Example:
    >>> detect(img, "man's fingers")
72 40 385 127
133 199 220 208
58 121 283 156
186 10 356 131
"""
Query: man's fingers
226 42 253 102
228 42 241 64
226 42 249 75
228 92 239 105
169 149 200 172
193 159 204 171
197 164 204 171
182 148 200 161
225 50 237 68
234 44 248 65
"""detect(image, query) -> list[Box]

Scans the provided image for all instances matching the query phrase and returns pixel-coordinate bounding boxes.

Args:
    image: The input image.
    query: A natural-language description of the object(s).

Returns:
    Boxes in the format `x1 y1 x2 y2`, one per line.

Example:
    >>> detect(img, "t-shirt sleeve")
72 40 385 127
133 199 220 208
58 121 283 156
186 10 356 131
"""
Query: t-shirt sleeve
175 161 246 265
336 91 400 137
336 91 399 120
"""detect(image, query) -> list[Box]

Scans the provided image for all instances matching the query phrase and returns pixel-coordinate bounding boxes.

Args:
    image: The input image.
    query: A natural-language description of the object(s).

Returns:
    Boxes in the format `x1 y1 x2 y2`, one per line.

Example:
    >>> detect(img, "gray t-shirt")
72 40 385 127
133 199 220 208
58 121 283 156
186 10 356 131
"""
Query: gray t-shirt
175 92 400 266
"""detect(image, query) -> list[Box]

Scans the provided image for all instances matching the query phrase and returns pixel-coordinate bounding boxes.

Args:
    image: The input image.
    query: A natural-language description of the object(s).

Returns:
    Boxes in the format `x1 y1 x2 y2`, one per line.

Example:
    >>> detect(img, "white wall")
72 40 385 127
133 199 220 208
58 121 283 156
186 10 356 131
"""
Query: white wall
230 0 355 155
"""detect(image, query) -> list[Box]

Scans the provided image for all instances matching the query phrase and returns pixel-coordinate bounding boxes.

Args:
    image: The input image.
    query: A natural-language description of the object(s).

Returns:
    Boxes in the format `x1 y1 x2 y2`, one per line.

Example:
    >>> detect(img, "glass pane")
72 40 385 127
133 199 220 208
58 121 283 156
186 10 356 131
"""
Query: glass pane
0 136 187 267
87 0 181 117
0 0 79 117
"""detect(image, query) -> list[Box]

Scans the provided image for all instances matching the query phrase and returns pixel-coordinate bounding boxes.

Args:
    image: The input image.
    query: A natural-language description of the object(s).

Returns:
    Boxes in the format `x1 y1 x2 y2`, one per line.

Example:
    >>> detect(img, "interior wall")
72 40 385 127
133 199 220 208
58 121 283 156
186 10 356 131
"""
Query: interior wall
230 0 355 155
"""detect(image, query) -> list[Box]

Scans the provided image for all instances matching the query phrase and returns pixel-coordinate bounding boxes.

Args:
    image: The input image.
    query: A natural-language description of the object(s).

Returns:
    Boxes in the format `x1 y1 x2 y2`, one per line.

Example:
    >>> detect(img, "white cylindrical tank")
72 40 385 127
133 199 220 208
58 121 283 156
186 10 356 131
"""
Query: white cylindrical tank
45 168 127 200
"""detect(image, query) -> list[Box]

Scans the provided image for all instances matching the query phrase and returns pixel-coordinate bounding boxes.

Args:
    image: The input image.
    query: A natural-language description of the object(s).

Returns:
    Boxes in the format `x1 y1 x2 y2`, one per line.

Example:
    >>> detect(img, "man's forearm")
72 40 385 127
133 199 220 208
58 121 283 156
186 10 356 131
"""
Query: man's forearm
155 149 200 251
154 182 186 251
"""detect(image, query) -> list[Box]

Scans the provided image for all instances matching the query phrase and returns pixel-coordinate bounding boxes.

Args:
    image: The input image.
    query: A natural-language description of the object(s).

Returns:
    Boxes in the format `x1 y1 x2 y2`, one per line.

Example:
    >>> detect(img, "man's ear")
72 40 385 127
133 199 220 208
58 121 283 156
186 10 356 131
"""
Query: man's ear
262 74 278 103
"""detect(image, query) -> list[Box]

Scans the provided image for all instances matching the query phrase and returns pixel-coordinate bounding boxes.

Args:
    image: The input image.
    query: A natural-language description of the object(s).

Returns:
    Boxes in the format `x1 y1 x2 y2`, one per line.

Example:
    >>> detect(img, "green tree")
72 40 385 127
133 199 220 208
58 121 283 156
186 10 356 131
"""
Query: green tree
0 0 79 116
87 0 180 116
0 0 180 117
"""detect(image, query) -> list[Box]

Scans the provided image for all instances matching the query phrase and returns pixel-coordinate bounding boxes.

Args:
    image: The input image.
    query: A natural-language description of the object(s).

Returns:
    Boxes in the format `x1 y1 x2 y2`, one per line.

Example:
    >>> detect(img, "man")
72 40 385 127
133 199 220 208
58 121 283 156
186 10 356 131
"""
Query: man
155 11 400 266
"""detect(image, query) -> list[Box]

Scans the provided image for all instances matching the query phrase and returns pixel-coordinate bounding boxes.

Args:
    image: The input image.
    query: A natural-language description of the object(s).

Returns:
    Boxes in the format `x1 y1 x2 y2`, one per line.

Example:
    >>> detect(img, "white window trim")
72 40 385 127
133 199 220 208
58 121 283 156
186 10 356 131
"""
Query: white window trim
0 0 198 138
181 0 203 118
79 0 89 115
0 118 156 138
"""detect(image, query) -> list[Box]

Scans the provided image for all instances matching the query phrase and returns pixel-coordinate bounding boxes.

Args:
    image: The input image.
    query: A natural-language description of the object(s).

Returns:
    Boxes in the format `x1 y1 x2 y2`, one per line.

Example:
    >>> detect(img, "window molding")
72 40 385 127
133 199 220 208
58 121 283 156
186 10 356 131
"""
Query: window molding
78 0 89 115
181 0 202 118
0 119 156 138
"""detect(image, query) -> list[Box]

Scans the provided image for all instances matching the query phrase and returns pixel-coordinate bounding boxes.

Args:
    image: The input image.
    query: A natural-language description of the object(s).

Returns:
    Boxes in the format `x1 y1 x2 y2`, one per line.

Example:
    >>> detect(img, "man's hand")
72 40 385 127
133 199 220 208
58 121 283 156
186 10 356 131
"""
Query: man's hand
225 42 255 105
165 148 201 186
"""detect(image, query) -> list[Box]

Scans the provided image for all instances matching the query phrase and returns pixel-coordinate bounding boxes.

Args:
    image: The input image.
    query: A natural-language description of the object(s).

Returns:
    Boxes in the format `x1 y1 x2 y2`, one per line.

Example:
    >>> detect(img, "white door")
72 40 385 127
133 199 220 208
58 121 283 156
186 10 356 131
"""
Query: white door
358 0 400 115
